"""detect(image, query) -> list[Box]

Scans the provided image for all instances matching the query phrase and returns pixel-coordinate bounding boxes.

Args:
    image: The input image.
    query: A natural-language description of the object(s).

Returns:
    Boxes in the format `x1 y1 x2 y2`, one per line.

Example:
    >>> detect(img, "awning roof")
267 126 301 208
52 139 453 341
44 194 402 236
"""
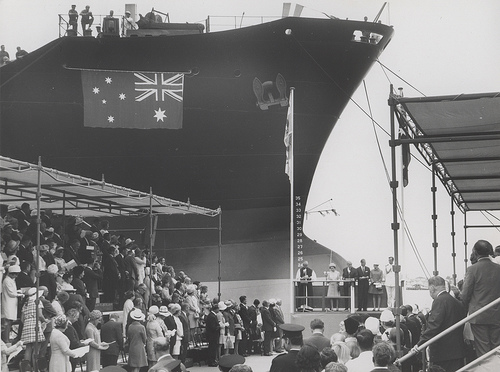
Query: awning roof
395 92 500 212
0 156 220 218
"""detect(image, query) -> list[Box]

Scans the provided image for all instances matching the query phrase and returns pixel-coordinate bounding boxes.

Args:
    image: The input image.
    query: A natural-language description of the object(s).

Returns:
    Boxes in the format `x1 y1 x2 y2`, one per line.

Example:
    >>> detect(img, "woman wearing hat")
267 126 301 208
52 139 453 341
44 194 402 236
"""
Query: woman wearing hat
368 263 384 311
85 310 109 372
20 287 47 366
127 309 148 372
326 263 341 311
184 285 200 340
49 315 82 372
146 306 164 366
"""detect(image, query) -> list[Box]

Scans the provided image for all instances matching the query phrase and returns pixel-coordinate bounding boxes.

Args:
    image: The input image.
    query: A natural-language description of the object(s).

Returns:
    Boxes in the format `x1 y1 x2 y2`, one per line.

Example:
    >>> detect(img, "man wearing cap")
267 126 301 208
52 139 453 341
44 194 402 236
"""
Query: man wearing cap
270 324 304 372
304 319 331 351
218 354 245 372
123 11 137 32
1 265 24 342
206 303 221 367
148 336 182 372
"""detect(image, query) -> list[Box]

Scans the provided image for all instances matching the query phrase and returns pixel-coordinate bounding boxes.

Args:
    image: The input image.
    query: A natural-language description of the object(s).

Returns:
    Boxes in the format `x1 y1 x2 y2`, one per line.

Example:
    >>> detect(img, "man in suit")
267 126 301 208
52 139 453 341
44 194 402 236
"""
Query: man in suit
304 319 330 351
270 324 304 372
205 303 220 367
247 299 260 354
413 276 465 372
64 239 82 266
260 300 276 356
461 239 500 357
356 259 370 311
65 308 85 372
101 313 124 367
342 261 357 310
238 295 251 356
101 244 120 304
114 245 127 306
83 262 102 311
295 261 316 309
148 337 182 372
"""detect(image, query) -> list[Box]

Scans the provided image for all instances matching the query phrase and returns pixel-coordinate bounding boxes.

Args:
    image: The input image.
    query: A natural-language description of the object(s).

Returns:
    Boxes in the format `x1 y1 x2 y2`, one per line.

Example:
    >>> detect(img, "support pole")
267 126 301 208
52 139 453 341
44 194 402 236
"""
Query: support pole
464 211 468 273
149 188 154 307
450 197 457 285
388 85 401 353
289 87 295 315
218 208 222 302
34 157 42 372
431 165 439 276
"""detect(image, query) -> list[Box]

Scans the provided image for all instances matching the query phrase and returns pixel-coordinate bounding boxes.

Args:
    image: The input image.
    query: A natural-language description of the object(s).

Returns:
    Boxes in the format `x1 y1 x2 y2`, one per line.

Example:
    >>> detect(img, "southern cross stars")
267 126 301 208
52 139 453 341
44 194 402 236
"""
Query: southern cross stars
154 108 167 122
105 77 112 84
93 87 100 94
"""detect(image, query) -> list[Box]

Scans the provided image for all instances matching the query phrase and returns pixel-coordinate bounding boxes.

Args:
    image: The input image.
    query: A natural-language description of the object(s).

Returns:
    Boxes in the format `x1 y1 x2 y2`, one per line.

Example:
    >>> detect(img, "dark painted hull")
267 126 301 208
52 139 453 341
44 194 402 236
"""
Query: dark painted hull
0 17 393 285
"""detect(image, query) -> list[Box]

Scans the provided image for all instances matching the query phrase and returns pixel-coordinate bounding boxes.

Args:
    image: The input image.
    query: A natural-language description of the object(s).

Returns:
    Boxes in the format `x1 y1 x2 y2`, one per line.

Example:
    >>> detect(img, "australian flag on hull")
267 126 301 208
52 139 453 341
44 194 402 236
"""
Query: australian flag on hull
81 70 184 129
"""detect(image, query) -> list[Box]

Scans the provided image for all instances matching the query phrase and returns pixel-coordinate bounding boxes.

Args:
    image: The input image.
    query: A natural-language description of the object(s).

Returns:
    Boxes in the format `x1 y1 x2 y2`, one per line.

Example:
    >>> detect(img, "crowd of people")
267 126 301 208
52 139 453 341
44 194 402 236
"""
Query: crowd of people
2 202 500 372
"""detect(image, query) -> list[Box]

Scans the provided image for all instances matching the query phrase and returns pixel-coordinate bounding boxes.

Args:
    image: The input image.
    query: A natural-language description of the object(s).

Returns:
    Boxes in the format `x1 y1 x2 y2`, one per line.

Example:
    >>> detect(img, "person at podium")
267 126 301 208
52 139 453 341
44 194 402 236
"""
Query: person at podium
296 261 316 309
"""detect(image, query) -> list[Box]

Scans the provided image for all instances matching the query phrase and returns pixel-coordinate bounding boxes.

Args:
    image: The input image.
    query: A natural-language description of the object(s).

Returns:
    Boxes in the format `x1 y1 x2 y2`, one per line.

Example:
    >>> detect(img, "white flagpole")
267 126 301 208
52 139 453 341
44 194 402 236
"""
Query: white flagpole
289 87 295 316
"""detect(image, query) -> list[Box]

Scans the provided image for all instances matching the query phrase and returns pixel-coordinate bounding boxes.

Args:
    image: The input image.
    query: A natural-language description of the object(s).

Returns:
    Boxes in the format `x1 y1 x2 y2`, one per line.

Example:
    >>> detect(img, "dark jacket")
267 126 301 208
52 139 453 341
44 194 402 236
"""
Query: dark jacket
417 291 465 362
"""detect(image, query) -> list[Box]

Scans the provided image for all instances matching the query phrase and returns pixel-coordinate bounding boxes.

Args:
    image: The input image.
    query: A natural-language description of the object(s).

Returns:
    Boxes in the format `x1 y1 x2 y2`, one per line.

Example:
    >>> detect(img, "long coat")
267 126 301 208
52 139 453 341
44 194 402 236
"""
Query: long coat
127 321 148 368
1 276 18 320
85 322 102 372
49 328 80 372
146 319 164 362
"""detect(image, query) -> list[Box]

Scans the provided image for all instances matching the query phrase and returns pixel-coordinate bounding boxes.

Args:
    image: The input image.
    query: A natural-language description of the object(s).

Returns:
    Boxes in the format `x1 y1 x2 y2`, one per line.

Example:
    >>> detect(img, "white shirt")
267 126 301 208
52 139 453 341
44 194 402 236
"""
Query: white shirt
345 350 374 372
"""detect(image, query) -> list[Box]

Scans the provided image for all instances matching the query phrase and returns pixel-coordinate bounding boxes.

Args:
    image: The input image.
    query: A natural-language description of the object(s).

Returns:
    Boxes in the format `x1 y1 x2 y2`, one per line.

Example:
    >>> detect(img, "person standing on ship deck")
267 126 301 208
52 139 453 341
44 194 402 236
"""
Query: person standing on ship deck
296 261 316 309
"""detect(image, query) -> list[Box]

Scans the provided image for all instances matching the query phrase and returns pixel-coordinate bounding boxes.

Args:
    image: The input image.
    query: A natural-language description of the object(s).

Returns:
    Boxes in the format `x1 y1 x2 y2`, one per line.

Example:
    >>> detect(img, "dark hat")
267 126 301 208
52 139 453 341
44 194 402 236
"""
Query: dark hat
279 323 305 338
344 317 360 334
218 354 245 369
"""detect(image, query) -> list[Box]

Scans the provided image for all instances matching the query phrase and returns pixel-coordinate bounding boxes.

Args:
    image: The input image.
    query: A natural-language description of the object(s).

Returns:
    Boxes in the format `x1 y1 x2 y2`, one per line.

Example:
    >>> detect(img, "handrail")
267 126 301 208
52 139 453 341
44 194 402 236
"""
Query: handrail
397 295 500 364
455 344 500 372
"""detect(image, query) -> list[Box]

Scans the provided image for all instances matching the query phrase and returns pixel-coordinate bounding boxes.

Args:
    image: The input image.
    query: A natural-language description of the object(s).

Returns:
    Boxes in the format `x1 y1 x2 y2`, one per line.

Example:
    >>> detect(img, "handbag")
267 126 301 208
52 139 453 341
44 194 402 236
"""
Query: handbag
225 335 235 349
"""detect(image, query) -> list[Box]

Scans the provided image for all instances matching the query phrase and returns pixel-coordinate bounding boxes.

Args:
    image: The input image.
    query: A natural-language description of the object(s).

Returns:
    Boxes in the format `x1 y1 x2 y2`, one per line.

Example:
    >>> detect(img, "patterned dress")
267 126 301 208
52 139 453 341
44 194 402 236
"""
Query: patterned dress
21 299 45 344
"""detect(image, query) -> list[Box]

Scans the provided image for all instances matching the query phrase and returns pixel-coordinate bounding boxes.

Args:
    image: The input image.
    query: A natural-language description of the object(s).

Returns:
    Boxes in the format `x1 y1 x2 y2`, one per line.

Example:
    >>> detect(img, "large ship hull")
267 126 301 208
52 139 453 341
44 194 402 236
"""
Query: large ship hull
0 17 393 303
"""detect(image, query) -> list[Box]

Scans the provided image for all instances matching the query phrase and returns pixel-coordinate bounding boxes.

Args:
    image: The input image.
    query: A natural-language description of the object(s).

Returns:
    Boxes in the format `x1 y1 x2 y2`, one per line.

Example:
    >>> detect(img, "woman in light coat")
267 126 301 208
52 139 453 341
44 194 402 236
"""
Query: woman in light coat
127 309 148 372
49 315 83 372
85 310 109 372
146 307 164 366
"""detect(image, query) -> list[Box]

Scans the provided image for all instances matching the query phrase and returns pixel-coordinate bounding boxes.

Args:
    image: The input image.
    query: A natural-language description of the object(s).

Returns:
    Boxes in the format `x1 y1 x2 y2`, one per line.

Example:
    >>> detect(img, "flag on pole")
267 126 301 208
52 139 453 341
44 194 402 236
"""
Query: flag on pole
399 128 411 187
284 89 294 181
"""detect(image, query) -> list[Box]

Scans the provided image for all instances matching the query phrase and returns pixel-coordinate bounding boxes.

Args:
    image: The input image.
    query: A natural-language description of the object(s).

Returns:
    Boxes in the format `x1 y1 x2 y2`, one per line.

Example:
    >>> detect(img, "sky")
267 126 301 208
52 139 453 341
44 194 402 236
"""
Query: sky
1 0 500 280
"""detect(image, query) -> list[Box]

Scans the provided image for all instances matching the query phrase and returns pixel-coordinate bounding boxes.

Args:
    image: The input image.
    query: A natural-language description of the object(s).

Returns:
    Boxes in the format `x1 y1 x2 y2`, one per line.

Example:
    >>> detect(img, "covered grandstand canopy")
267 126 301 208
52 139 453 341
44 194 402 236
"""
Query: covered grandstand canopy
394 92 500 212
0 156 220 217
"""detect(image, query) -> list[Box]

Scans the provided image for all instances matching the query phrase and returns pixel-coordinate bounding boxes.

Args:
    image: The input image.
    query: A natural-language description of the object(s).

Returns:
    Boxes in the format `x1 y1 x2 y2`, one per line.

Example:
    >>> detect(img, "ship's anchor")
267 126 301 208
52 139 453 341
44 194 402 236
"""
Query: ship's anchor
253 73 288 110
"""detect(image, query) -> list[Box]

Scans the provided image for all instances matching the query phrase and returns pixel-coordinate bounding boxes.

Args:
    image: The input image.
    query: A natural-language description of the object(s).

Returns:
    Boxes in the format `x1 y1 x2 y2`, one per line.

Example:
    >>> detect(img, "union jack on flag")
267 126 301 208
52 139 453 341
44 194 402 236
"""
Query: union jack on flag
135 73 184 102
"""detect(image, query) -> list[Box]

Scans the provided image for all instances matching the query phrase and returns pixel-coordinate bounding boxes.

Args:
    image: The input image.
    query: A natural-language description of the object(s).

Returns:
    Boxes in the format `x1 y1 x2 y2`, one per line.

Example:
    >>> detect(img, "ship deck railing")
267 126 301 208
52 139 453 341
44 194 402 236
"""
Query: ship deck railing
58 13 282 37
293 279 356 313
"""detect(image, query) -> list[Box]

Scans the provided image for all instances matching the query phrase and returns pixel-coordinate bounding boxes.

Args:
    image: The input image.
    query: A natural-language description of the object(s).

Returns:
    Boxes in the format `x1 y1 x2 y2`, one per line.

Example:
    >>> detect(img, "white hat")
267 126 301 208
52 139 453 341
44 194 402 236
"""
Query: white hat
125 238 135 246
218 301 227 311
149 305 159 315
8 265 21 273
364 317 380 335
158 306 169 316
380 309 394 322
130 309 145 321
